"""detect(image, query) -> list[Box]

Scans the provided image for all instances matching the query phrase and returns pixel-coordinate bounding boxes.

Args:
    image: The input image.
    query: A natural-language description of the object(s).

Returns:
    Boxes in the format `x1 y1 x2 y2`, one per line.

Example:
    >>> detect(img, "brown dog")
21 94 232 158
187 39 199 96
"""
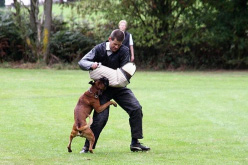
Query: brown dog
67 77 117 153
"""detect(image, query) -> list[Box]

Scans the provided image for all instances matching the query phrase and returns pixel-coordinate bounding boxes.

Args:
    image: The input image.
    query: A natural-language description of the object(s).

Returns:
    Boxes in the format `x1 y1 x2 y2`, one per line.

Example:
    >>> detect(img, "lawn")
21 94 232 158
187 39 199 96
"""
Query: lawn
0 68 248 164
40 3 77 21
1 3 80 22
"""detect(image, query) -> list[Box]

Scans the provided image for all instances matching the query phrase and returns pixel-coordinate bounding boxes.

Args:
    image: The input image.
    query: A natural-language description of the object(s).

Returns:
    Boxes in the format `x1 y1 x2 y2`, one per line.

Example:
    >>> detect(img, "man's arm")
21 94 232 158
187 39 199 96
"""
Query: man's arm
78 48 97 70
129 34 134 62
130 45 134 62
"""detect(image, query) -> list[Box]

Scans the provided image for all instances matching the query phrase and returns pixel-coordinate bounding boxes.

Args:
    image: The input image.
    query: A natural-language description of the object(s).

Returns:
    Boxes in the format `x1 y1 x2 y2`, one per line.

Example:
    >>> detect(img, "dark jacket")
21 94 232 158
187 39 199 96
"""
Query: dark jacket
78 42 130 70
122 31 130 48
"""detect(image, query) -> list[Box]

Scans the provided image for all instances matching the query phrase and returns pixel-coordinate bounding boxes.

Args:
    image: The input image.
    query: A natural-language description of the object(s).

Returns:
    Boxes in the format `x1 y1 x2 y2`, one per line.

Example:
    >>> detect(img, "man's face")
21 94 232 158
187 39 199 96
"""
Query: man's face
119 22 127 32
109 38 122 52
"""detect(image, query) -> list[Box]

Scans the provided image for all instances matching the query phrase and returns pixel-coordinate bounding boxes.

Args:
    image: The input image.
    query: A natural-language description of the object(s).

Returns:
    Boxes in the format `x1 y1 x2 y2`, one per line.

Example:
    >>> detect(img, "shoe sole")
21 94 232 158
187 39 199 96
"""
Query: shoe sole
130 147 150 152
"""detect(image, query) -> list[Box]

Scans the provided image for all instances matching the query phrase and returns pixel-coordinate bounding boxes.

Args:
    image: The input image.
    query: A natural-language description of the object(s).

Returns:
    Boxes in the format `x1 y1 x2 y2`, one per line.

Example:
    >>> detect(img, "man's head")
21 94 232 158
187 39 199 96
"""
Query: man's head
108 29 125 52
119 20 127 32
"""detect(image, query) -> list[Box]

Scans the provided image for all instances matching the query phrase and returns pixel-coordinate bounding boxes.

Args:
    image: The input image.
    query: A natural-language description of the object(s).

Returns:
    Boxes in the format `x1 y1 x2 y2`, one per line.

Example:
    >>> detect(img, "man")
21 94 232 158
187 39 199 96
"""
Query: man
119 20 135 62
78 29 150 153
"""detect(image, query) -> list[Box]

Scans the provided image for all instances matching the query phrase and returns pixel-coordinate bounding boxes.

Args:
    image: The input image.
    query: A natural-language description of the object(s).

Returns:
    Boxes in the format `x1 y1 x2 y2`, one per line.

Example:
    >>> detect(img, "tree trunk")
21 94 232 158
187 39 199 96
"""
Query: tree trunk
13 0 21 28
30 0 38 34
43 0 53 64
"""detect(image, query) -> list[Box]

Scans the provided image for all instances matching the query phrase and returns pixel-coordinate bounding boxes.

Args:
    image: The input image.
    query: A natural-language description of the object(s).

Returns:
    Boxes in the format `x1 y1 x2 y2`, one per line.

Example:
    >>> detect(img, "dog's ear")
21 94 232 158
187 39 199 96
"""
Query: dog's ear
89 81 95 85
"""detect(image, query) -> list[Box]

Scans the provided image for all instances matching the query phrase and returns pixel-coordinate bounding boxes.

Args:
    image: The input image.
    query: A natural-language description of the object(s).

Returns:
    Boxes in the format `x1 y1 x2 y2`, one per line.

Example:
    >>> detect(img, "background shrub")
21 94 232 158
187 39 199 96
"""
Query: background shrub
0 11 25 62
50 30 95 63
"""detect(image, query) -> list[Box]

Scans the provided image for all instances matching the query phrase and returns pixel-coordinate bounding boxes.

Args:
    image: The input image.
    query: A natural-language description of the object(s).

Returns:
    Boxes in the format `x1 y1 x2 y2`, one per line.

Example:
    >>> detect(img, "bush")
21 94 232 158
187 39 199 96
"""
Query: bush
0 11 25 62
50 30 95 63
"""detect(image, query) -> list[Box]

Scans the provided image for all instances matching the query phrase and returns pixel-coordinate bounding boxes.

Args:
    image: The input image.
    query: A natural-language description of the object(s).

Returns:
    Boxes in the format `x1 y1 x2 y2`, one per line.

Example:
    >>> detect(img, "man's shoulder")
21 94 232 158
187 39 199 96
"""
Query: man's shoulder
125 31 131 35
120 44 129 52
95 42 106 50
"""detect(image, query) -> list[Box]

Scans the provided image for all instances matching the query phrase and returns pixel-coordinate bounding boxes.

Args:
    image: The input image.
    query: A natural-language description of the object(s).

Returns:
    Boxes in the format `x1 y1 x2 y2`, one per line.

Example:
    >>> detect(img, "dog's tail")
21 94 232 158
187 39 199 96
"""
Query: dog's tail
87 115 93 127
76 115 93 131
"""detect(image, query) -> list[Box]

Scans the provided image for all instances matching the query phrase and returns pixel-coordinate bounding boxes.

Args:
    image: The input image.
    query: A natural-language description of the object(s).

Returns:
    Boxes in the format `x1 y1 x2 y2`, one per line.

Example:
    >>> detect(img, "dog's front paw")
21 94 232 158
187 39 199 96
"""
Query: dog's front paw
67 147 72 153
112 102 117 107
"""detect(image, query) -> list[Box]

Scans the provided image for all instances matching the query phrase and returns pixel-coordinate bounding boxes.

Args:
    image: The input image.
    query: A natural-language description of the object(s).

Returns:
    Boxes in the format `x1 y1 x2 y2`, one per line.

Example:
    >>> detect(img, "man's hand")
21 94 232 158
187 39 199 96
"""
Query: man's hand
91 62 98 70
131 55 135 62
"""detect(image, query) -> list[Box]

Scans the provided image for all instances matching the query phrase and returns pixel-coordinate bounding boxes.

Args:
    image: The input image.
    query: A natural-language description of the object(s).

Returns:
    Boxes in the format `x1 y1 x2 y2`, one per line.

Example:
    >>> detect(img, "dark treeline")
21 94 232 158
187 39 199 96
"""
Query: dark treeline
0 0 248 70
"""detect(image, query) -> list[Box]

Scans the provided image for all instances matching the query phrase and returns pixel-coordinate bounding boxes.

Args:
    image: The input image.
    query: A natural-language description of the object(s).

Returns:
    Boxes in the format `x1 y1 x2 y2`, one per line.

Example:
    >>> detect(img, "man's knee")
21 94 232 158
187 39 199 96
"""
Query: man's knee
128 108 143 118
92 109 109 127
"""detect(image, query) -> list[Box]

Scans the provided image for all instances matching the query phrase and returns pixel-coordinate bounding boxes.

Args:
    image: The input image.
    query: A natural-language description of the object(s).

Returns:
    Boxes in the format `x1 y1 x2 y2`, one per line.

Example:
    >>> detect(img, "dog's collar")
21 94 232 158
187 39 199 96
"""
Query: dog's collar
88 88 99 98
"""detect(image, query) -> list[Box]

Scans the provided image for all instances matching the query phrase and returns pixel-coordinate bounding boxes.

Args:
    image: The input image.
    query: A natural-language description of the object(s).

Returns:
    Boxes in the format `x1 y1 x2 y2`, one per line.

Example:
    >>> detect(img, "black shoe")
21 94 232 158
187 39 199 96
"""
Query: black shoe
80 147 89 154
130 142 150 152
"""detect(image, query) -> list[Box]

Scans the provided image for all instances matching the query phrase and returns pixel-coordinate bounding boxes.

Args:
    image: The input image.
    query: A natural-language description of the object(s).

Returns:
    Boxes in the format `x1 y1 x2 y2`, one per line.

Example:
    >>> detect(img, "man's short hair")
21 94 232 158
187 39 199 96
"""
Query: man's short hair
110 29 125 42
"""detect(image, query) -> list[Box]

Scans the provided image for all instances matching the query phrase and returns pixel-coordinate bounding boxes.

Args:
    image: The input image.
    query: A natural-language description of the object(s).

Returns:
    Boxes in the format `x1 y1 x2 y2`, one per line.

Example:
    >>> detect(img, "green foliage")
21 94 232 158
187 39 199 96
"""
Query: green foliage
0 11 25 61
49 15 96 64
0 4 96 64
50 30 95 63
75 0 248 69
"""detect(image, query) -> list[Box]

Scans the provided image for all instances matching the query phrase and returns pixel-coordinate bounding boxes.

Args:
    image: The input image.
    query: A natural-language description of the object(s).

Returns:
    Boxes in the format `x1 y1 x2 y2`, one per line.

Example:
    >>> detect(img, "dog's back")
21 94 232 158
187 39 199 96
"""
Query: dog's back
74 91 94 129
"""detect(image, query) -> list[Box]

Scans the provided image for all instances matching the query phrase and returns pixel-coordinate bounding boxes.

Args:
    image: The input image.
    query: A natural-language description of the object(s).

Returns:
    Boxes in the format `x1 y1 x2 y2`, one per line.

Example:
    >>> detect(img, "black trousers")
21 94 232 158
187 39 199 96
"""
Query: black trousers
84 87 143 149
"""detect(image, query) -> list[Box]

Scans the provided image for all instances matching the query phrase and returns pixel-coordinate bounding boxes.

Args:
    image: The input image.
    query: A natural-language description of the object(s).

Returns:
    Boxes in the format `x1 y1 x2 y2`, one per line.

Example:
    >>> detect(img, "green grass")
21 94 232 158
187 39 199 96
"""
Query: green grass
1 3 79 22
39 3 81 22
0 68 248 164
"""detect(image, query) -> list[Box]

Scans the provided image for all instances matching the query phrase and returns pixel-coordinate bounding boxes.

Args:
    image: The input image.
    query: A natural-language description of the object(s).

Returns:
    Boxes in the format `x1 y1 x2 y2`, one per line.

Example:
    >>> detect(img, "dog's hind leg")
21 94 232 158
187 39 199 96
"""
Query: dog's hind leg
67 125 78 152
84 128 95 153
88 135 95 153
